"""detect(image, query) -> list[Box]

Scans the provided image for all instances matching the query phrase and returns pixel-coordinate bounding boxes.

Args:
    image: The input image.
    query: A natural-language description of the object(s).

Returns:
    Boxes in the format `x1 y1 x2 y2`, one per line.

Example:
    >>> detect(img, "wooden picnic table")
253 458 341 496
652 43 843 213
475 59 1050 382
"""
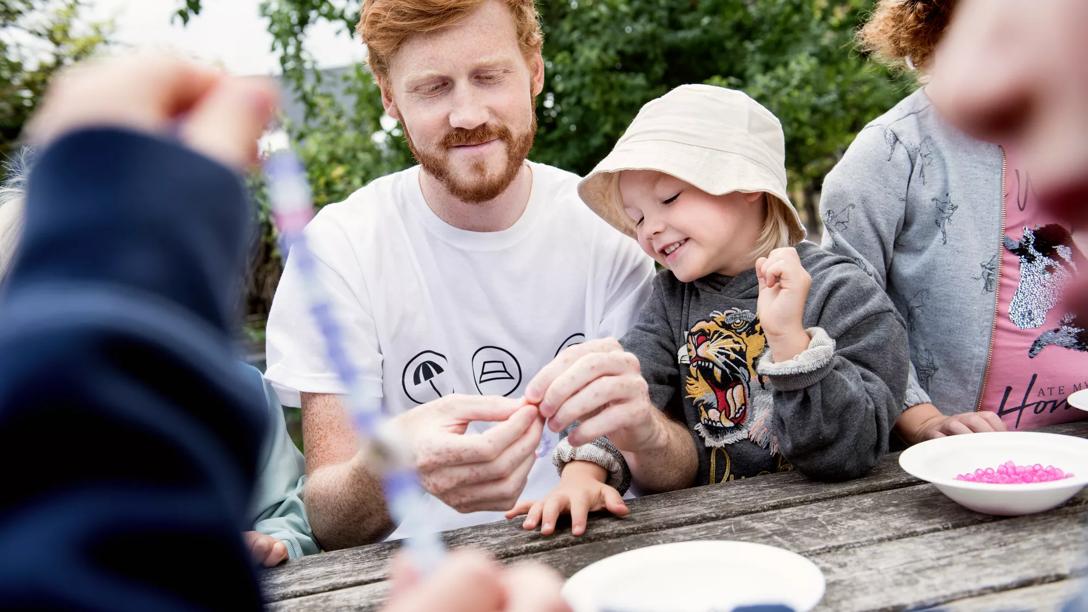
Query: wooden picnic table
262 420 1088 611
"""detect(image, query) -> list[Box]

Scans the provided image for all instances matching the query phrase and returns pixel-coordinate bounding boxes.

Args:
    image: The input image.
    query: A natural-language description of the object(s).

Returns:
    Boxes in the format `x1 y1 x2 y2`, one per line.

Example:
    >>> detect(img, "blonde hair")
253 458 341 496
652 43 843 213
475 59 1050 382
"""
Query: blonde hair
754 194 803 258
858 0 957 72
357 0 544 80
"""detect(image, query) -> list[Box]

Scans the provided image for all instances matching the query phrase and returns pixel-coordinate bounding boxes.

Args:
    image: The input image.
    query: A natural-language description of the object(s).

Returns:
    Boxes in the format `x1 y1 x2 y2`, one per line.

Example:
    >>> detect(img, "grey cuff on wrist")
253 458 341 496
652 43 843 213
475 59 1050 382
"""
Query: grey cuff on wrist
756 327 836 391
553 436 631 494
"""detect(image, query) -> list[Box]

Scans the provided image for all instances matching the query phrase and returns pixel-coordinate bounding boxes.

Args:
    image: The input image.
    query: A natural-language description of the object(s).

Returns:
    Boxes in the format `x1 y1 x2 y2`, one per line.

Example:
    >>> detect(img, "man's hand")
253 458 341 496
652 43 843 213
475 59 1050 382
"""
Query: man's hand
383 550 570 612
25 53 277 171
394 395 543 512
525 338 666 451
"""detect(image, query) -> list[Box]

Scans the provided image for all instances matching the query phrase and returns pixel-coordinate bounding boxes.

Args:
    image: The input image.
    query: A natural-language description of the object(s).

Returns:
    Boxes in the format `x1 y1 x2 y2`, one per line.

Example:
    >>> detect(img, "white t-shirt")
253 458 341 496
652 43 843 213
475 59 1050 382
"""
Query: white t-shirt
265 161 654 538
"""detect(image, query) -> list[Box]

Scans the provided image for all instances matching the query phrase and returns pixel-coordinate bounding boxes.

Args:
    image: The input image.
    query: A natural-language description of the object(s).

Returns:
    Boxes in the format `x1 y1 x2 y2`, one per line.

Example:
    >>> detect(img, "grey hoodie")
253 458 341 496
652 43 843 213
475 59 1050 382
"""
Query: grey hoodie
555 242 908 490
819 88 1005 415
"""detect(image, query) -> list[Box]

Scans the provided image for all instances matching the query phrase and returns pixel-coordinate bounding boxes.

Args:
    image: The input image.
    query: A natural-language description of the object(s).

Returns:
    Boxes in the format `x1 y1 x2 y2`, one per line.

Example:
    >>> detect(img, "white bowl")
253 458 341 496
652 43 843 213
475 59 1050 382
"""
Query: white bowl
562 540 825 612
898 431 1088 515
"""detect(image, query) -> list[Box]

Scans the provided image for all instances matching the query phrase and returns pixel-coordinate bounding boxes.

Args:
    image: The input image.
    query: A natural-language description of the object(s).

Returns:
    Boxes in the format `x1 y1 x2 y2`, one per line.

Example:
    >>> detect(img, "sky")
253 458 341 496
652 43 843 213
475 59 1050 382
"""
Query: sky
86 0 364 75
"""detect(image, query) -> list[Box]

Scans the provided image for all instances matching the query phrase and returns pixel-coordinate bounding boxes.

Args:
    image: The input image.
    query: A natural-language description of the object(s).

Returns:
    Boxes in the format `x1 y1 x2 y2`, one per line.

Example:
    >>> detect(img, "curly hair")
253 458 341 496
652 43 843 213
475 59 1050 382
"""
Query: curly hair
858 0 957 71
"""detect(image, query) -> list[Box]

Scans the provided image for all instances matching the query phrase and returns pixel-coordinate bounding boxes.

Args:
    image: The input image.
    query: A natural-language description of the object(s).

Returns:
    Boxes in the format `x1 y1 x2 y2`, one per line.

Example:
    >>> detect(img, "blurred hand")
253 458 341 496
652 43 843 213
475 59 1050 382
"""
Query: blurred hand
526 338 666 451
392 396 543 512
242 531 289 568
25 53 277 170
506 461 629 536
928 0 1088 216
383 550 570 612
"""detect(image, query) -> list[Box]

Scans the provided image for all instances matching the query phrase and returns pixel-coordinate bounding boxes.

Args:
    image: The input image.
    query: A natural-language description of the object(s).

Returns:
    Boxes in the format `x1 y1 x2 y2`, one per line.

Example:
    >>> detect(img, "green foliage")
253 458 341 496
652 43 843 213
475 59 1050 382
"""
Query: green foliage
177 0 915 316
0 0 110 159
534 0 916 227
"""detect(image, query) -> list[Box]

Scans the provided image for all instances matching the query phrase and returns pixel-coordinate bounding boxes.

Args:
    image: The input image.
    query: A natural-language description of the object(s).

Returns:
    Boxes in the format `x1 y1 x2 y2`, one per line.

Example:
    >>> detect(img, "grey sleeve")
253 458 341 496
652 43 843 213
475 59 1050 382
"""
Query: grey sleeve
820 124 932 409
756 276 909 481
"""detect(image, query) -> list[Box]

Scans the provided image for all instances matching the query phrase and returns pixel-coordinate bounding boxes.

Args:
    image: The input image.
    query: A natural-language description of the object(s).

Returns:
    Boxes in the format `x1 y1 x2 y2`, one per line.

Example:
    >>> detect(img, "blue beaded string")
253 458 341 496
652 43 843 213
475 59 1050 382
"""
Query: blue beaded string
264 150 445 574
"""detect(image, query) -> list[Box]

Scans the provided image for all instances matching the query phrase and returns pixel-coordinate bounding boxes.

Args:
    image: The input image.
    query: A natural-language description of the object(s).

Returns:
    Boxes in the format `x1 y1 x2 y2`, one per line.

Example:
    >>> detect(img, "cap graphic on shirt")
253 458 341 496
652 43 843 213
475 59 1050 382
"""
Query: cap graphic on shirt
472 345 522 397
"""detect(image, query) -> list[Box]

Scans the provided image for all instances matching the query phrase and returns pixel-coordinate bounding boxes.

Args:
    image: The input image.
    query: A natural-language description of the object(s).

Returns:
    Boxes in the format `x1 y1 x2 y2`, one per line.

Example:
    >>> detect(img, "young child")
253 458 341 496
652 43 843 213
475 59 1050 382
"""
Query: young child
507 85 909 535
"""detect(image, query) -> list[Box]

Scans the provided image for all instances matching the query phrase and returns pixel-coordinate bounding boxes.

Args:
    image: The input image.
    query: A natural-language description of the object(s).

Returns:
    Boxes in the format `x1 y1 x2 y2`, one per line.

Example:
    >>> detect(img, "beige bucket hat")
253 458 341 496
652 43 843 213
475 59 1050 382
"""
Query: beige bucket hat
578 84 806 242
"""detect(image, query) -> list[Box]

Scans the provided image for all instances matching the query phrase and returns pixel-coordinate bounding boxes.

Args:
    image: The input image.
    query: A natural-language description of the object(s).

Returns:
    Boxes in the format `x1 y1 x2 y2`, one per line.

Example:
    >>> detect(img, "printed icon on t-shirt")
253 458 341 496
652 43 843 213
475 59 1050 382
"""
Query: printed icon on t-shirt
402 350 454 404
555 332 586 357
472 345 522 397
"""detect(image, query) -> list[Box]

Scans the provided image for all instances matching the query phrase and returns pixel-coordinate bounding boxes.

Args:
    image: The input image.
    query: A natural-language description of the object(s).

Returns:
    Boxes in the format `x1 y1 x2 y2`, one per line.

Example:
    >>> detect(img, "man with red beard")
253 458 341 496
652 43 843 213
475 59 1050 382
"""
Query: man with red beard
264 0 654 549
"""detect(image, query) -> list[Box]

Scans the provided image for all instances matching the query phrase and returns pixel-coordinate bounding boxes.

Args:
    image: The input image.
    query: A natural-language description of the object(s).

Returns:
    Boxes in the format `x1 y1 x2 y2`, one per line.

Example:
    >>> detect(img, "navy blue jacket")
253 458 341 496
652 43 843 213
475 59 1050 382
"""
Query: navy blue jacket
0 128 266 610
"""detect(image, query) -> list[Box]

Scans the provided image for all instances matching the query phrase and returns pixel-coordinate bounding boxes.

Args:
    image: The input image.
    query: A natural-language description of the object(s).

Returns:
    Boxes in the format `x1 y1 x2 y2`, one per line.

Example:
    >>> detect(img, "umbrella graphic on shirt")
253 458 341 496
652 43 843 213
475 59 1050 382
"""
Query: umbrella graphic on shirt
413 359 445 398
402 350 453 404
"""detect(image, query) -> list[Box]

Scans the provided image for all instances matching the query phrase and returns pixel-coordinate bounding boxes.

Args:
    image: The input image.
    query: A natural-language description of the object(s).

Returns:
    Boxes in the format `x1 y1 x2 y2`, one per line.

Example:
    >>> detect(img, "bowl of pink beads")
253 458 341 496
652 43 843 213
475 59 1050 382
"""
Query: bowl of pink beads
899 431 1088 516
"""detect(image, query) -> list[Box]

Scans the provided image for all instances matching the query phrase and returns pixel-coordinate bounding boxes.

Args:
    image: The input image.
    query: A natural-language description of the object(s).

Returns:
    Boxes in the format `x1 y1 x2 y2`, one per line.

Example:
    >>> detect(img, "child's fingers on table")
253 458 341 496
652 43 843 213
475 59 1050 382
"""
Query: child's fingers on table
248 533 271 559
523 500 546 530
977 411 1007 431
603 486 630 517
266 541 289 567
962 413 1002 433
505 499 534 519
569 494 590 536
943 418 974 436
540 494 570 535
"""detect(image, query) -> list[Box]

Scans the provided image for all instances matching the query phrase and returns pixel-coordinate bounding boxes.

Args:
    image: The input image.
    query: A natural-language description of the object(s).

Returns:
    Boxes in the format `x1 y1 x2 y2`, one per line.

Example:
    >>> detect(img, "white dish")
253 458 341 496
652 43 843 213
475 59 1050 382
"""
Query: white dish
562 540 825 612
1068 388 1088 412
898 431 1088 515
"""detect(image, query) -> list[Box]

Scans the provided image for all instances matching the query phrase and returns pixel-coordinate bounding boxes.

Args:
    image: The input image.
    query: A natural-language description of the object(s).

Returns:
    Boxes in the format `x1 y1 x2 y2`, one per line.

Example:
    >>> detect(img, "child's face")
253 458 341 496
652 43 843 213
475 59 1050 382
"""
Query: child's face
619 170 765 282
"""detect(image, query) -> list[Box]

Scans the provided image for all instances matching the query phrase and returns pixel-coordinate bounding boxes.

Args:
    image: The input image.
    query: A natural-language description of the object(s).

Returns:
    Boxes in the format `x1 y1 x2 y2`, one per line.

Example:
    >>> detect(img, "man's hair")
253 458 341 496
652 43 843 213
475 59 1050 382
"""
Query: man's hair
754 194 803 259
858 0 957 72
357 0 544 81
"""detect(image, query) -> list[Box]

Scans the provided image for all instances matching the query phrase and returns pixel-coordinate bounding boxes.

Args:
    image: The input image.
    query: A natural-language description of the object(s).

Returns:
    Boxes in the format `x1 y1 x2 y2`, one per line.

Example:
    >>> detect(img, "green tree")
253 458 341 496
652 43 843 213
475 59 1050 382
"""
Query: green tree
179 0 915 318
0 0 110 159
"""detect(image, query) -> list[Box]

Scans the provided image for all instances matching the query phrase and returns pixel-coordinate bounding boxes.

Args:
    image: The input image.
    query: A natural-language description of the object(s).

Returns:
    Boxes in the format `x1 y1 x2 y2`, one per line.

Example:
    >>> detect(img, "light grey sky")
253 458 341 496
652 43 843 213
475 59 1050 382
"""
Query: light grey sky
87 0 364 75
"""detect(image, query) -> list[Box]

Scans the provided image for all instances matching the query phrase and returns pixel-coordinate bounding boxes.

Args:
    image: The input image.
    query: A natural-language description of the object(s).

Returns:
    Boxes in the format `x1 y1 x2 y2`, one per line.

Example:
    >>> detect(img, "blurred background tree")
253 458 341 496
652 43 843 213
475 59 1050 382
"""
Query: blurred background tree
19 0 915 329
1 0 110 159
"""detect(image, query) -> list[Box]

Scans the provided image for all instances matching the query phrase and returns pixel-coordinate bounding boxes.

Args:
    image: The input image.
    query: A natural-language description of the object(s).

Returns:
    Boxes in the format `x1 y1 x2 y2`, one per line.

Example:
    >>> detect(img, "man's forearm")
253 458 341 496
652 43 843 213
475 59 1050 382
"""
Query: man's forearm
624 412 697 493
304 454 394 550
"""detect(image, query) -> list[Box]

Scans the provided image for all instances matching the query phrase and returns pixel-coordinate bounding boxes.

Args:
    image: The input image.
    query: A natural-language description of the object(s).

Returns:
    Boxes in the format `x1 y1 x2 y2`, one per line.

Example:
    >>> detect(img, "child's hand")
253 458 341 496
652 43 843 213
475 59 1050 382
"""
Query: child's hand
504 462 629 536
243 531 289 567
897 403 1007 444
755 247 812 362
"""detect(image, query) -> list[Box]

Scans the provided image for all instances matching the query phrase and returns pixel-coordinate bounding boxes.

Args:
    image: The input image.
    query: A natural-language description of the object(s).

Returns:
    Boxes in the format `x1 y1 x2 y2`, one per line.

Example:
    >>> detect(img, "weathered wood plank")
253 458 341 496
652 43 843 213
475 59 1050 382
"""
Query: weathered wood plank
265 488 1088 610
813 507 1088 611
261 455 921 602
262 420 1088 605
940 578 1085 611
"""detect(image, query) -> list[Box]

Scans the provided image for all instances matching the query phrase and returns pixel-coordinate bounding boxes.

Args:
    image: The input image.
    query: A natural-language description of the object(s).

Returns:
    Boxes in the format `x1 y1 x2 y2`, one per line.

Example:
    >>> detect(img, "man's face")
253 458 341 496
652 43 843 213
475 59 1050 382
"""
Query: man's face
380 0 543 203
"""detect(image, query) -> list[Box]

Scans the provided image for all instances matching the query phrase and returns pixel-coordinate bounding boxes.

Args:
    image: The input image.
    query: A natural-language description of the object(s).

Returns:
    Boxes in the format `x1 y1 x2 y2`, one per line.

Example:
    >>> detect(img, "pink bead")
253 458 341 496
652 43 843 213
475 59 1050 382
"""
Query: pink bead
955 461 1073 484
